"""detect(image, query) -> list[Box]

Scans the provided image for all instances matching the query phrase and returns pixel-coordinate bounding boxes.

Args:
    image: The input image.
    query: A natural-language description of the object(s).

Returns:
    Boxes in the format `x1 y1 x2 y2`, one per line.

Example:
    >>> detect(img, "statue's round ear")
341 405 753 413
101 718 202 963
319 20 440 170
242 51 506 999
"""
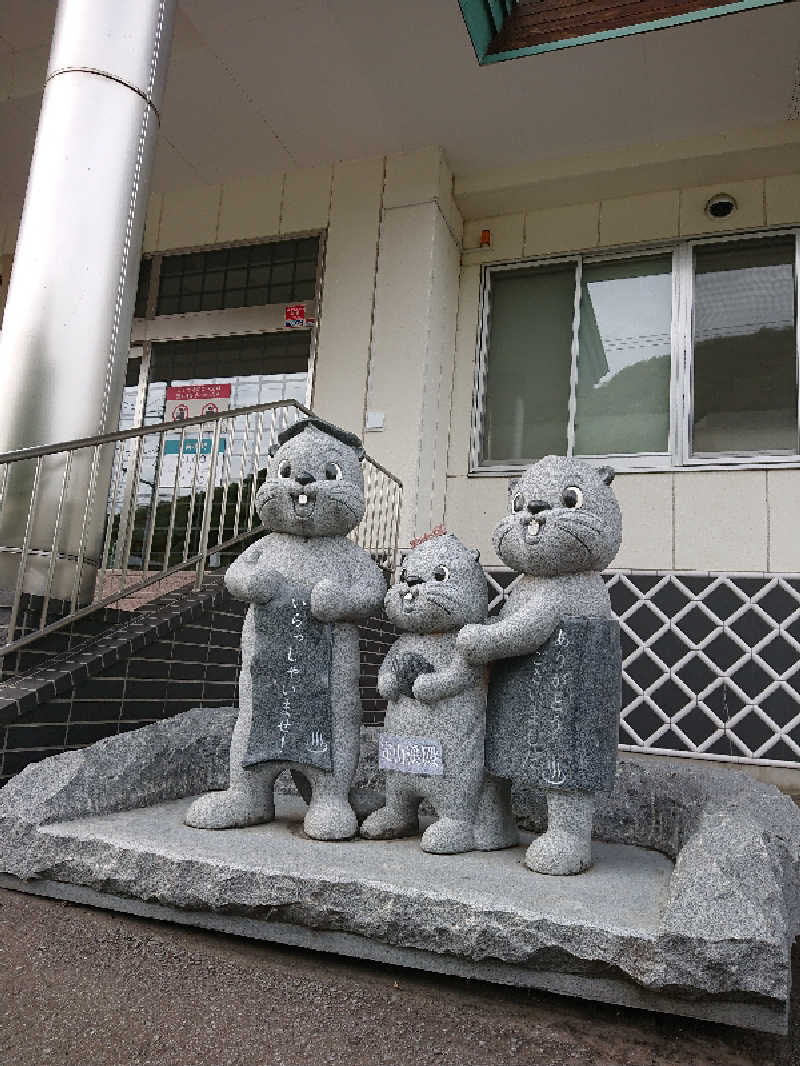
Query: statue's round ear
471 547 481 562
354 445 366 461
599 465 616 486
268 443 280 459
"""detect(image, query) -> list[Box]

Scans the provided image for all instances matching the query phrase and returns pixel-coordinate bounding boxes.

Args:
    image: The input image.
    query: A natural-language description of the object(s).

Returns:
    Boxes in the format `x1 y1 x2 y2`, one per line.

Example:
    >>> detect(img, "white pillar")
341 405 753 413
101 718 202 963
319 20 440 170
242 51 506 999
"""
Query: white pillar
364 149 463 549
0 0 176 602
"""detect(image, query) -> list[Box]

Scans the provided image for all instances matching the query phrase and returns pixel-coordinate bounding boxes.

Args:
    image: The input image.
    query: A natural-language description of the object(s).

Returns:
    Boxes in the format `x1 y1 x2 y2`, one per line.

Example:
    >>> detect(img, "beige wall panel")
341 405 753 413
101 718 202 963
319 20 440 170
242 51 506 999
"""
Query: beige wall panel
437 154 464 246
158 184 220 251
366 204 435 544
414 211 461 536
444 475 510 566
767 469 800 573
448 264 481 476
217 174 283 243
765 174 800 226
674 470 767 572
524 202 599 257
280 165 332 235
679 179 765 237
312 157 384 435
599 191 679 247
383 147 443 209
142 194 162 253
462 214 524 265
610 473 673 571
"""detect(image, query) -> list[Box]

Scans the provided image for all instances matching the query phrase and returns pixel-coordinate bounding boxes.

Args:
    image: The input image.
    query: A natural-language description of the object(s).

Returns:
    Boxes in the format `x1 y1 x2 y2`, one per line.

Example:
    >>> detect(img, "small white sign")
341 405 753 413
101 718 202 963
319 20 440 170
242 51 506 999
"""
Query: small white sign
378 732 444 776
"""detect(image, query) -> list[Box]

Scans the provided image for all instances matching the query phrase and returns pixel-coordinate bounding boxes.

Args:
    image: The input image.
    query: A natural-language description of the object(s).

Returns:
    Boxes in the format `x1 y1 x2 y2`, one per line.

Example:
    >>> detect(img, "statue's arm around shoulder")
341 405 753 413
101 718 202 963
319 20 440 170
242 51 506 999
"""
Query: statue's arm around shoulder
223 536 283 604
456 600 559 665
412 651 482 704
311 547 387 623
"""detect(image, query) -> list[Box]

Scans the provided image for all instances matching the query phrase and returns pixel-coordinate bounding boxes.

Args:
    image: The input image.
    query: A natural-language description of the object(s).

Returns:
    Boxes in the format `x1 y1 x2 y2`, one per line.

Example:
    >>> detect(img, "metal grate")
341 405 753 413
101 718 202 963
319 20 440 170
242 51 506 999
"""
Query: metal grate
485 569 800 769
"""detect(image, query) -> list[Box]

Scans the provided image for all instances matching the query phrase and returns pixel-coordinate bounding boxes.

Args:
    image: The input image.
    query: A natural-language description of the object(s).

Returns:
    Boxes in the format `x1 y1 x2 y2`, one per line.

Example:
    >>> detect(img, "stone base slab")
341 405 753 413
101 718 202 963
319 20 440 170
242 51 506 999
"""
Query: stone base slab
1 708 798 1033
0 795 783 1033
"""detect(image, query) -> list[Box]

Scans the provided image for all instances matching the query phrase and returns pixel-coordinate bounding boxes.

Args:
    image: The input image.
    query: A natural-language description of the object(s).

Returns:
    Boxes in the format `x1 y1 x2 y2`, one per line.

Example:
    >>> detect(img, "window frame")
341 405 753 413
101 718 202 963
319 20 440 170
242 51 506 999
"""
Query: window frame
129 231 326 425
470 226 800 475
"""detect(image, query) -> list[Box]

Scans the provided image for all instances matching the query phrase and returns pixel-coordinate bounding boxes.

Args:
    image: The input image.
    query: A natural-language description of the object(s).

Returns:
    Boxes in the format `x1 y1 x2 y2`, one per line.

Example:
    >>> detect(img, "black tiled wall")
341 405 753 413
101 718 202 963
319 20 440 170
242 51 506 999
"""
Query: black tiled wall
0 585 400 785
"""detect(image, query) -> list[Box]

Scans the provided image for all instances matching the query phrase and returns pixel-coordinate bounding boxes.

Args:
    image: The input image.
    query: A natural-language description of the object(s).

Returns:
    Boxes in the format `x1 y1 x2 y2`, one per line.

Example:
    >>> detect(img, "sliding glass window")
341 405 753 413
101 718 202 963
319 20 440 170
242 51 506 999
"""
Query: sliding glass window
474 230 800 472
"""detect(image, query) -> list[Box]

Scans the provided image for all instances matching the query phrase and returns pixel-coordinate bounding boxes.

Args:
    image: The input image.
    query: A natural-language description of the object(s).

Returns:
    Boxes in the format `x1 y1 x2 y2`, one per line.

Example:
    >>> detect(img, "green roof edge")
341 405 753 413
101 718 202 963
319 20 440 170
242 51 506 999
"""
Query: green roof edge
466 0 790 65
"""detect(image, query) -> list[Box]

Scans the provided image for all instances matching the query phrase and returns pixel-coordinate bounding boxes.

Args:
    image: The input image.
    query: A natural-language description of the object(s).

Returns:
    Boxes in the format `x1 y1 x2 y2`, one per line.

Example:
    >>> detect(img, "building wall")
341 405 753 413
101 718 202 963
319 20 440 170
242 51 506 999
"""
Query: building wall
448 172 800 571
2 146 799 569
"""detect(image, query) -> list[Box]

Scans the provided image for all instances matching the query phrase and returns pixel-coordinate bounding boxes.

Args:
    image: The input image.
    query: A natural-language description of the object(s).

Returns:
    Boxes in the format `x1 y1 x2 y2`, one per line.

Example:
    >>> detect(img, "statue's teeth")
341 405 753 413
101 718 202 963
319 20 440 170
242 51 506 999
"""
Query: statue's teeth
527 520 540 541
298 494 308 505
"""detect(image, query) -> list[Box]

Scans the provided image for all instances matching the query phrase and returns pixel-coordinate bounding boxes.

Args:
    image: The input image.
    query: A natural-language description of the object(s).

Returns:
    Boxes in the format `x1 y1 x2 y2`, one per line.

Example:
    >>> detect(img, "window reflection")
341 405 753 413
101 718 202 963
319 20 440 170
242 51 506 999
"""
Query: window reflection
575 256 672 456
693 238 797 454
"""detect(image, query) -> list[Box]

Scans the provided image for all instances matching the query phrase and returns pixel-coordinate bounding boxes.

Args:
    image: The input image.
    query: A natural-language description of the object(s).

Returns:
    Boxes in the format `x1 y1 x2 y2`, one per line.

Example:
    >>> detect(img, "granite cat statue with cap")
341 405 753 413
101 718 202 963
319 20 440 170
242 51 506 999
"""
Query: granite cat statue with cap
185 417 386 841
360 532 518 854
457 456 623 875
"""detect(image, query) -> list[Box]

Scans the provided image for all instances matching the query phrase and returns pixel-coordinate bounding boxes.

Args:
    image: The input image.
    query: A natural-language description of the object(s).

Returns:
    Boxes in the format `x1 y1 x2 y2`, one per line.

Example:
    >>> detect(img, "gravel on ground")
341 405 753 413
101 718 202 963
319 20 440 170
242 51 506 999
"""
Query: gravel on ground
0 888 796 1066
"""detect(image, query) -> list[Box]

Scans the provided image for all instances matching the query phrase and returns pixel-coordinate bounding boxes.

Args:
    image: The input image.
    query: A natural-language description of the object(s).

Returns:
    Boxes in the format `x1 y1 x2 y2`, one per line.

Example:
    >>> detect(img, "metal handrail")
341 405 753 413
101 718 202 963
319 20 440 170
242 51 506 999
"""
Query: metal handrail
0 399 402 659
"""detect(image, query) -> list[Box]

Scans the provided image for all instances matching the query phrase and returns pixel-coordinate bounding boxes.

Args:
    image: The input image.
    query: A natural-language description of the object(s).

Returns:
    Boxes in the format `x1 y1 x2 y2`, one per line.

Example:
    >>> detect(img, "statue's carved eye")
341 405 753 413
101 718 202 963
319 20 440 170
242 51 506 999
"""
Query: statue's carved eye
325 461 343 481
562 486 584 509
278 460 291 479
433 565 450 582
512 493 524 513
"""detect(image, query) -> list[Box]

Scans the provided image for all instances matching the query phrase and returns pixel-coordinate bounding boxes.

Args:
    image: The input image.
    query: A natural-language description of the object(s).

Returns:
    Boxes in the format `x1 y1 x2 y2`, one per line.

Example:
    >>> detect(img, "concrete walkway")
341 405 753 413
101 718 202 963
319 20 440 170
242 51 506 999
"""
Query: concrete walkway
0 888 794 1066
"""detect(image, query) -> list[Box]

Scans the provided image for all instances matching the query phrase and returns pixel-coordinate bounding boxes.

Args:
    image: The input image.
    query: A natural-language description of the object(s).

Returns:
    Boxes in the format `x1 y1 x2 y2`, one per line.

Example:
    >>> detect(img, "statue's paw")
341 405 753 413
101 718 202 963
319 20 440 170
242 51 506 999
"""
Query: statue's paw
411 674 440 704
303 794 357 840
310 579 345 623
359 806 419 841
184 785 275 829
455 624 490 665
420 818 475 855
525 829 592 875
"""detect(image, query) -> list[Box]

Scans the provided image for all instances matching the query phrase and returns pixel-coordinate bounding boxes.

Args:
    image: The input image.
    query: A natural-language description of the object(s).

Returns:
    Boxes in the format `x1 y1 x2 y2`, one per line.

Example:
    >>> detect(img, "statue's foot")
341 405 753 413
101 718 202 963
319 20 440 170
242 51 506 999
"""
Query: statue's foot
359 806 418 841
525 830 592 875
473 808 519 851
184 784 274 829
420 817 475 855
304 794 358 841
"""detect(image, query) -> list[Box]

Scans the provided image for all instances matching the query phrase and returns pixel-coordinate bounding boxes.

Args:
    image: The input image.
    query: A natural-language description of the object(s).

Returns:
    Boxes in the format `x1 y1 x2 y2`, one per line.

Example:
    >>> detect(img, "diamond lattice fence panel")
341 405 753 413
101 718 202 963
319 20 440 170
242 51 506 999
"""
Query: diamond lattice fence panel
485 570 800 767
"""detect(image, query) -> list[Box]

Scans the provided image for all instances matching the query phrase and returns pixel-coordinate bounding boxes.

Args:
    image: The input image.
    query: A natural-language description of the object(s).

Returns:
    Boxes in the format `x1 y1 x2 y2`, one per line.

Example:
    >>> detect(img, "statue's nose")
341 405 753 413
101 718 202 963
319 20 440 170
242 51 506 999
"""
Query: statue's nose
295 471 315 487
527 499 552 516
404 575 425 588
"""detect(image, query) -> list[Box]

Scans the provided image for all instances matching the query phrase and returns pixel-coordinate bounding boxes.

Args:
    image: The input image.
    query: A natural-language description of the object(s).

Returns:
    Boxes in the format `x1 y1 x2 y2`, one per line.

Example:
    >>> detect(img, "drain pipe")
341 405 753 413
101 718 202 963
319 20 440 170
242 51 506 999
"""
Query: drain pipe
0 0 176 606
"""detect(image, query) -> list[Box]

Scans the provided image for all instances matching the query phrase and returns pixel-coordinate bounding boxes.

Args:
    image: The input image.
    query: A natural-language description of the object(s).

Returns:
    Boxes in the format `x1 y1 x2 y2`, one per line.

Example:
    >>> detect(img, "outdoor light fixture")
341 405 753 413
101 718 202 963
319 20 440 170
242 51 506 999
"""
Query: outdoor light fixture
480 229 491 247
704 193 737 220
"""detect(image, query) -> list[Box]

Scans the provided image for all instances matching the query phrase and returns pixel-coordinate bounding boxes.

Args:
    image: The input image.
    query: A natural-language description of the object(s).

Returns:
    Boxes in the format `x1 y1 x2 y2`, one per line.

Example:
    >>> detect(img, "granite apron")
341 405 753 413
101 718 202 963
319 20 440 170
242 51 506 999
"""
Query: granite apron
485 617 621 793
242 580 334 772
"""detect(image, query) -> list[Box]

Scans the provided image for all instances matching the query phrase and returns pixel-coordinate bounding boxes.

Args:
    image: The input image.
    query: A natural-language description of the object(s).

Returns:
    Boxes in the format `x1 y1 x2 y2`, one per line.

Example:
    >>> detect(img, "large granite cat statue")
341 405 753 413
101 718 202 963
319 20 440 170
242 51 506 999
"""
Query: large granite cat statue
360 533 518 854
185 417 386 841
457 456 623 875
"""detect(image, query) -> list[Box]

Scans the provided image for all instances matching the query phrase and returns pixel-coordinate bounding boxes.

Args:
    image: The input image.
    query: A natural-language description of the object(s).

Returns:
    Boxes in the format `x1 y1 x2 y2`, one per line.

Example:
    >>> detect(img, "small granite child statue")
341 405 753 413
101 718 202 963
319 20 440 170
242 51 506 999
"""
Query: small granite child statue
457 456 623 875
361 533 518 854
185 417 386 841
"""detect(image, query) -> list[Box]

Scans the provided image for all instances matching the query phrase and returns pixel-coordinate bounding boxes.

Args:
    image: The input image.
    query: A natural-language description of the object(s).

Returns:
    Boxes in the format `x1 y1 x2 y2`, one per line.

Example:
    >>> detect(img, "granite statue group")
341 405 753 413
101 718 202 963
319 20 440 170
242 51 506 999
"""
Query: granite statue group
186 417 623 876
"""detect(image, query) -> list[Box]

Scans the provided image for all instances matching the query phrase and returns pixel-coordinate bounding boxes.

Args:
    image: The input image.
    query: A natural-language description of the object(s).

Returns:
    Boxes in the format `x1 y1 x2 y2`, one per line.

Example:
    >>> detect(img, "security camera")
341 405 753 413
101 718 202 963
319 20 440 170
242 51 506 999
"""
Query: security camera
704 194 737 220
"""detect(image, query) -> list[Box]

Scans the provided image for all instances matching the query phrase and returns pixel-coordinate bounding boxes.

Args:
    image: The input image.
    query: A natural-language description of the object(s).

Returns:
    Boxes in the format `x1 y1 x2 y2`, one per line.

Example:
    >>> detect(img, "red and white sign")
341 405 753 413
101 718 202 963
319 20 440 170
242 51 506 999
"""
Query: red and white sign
166 383 231 421
285 303 306 328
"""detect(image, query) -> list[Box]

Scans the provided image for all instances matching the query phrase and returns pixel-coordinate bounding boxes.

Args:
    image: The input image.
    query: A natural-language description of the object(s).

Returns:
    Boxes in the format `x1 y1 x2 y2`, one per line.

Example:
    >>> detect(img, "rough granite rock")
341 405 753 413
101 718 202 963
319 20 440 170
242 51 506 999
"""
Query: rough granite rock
1 706 799 1031
184 418 386 841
